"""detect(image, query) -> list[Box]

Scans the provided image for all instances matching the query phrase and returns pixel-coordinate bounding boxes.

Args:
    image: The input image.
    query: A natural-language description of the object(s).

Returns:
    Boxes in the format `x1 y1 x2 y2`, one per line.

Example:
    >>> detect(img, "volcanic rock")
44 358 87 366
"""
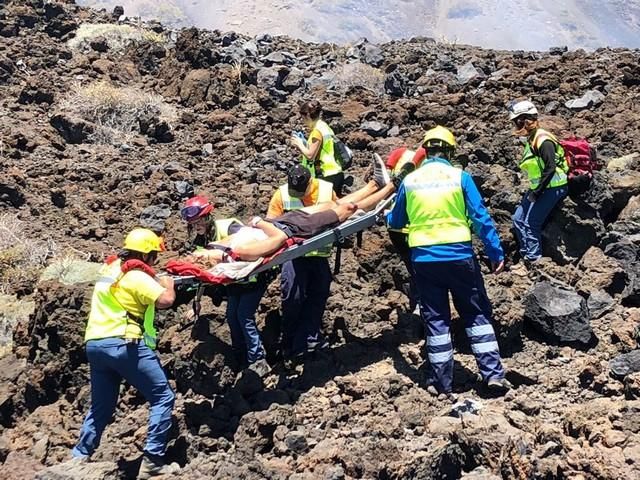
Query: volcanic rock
524 281 592 344
610 350 640 380
565 89 606 110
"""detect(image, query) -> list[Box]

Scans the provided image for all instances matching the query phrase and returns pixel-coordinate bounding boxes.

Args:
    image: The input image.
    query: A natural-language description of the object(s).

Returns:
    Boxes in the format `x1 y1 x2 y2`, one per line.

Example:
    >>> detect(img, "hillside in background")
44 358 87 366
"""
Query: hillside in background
78 0 640 49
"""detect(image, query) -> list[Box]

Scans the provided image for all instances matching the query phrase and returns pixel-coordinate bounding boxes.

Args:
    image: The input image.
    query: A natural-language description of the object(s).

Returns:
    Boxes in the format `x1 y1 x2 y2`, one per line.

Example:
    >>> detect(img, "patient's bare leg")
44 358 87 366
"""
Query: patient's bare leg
232 221 288 261
332 183 395 221
337 180 380 204
352 183 395 211
301 181 382 215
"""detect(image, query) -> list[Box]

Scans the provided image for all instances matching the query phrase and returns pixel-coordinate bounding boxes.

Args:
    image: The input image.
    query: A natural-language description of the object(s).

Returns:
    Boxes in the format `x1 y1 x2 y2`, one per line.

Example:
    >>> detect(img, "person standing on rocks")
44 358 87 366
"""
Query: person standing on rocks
290 100 344 196
384 146 427 314
266 164 337 362
70 228 179 479
386 126 511 395
180 195 272 377
508 100 569 265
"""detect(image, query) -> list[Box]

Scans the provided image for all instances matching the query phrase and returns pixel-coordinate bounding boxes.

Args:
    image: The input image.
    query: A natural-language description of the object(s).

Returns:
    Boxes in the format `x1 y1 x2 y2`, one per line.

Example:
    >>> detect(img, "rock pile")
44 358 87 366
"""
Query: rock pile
1 0 640 478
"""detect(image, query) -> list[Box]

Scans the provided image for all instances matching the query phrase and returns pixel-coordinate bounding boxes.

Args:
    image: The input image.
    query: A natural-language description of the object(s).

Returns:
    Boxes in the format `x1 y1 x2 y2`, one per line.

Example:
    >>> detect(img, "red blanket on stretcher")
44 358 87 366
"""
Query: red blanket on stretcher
164 237 303 284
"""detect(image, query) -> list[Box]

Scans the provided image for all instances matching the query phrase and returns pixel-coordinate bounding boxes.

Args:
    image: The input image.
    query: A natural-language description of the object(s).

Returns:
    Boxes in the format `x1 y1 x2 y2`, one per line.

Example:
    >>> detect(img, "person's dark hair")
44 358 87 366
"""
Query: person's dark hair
299 100 322 120
118 249 156 264
427 145 454 161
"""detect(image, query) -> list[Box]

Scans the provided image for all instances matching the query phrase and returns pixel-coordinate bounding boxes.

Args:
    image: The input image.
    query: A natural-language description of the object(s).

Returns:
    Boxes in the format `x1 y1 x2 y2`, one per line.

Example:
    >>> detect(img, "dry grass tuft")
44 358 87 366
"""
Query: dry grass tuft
59 80 176 145
68 23 165 53
0 214 58 294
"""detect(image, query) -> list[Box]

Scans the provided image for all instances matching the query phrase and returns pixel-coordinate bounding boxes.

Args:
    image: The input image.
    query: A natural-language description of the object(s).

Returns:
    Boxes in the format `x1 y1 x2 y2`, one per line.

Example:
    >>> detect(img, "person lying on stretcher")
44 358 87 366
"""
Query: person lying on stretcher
182 155 395 264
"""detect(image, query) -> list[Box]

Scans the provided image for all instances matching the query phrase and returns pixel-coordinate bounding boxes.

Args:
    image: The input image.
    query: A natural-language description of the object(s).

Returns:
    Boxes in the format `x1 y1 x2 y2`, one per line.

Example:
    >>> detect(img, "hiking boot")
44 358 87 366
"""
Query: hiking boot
247 358 271 378
138 453 180 479
373 153 391 188
486 377 513 393
307 337 330 353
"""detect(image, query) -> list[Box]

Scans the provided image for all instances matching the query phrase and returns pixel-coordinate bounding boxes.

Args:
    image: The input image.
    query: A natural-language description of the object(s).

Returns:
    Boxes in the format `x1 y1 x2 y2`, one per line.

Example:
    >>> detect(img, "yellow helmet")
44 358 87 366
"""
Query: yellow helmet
422 126 456 149
123 228 165 254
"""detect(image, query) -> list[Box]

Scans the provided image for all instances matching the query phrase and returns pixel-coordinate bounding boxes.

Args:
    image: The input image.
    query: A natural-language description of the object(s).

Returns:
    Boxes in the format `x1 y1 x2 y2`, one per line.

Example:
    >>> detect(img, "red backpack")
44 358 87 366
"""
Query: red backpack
559 138 600 180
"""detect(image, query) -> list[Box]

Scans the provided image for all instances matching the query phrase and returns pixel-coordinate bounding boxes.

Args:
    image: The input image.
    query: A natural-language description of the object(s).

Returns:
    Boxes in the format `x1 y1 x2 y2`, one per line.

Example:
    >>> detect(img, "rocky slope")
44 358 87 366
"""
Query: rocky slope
1 1 640 479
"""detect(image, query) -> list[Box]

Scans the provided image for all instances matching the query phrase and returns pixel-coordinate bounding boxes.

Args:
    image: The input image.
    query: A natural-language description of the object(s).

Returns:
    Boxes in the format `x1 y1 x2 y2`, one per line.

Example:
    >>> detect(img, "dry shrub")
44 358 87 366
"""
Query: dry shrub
68 23 165 53
60 80 176 145
0 214 58 294
330 61 385 94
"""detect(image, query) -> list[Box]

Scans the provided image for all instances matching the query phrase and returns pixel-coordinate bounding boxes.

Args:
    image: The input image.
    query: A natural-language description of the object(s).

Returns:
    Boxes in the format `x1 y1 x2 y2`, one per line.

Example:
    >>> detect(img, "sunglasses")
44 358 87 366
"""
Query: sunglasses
512 117 528 128
180 205 209 223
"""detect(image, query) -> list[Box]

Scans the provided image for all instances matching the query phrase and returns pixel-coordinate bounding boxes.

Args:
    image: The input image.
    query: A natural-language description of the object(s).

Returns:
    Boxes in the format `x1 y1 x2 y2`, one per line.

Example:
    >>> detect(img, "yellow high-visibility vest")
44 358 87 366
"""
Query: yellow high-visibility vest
84 259 158 349
301 119 342 178
519 128 569 190
404 161 472 248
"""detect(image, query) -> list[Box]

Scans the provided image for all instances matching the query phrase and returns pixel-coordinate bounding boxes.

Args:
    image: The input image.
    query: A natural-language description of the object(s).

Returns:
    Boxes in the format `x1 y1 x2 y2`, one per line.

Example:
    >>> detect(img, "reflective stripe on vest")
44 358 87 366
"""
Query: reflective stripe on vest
85 260 158 349
405 161 472 248
280 179 334 257
519 128 569 190
214 218 242 241
301 119 342 178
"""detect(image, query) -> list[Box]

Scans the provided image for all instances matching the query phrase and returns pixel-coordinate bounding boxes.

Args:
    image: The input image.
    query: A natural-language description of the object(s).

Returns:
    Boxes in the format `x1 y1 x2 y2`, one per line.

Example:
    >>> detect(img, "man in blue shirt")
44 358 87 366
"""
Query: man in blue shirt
387 126 511 395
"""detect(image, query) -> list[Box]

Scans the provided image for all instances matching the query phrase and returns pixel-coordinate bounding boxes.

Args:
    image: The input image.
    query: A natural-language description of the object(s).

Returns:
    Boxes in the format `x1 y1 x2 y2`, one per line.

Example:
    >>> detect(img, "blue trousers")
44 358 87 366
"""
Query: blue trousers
512 186 568 261
281 257 332 357
226 281 268 364
388 230 419 310
413 257 505 393
72 338 175 458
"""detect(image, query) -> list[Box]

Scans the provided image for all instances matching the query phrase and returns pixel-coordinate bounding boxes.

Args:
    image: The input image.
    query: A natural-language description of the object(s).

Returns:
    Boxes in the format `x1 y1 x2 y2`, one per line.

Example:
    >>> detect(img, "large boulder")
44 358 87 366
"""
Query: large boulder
575 247 626 295
179 69 211 106
457 61 484 84
565 89 605 110
610 350 640 380
256 66 284 90
524 281 592 345
542 196 606 264
621 262 640 307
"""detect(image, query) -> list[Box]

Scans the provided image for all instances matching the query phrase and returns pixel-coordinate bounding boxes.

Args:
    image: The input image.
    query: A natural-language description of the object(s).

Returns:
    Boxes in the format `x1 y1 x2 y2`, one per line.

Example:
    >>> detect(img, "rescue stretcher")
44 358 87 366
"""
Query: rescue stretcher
164 194 396 316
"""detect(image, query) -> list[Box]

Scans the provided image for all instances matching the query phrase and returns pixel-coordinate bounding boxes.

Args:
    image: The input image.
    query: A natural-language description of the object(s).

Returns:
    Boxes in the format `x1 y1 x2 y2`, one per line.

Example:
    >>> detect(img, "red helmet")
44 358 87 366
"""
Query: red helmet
181 195 213 223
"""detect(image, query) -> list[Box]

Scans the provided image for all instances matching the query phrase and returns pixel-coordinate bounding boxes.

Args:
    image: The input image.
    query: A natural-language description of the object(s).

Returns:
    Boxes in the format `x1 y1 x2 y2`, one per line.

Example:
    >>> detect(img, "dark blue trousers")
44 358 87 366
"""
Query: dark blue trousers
512 186 568 261
226 281 268 364
413 257 505 393
281 257 332 357
72 338 175 458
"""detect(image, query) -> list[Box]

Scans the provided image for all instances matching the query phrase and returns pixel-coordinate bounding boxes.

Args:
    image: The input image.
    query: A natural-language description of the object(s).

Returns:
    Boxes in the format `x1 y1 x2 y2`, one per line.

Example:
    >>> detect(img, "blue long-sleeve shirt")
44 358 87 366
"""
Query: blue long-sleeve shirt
386 158 504 263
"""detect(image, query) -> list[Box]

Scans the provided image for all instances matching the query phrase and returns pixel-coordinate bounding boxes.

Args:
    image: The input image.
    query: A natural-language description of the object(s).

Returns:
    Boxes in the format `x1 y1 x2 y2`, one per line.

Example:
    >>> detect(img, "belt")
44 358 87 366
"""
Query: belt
123 337 141 344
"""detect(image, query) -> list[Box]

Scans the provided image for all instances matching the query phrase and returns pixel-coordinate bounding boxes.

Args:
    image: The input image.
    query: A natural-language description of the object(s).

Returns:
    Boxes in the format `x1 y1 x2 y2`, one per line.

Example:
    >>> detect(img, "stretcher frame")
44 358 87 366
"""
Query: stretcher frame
170 193 395 286
249 193 396 277
172 194 395 323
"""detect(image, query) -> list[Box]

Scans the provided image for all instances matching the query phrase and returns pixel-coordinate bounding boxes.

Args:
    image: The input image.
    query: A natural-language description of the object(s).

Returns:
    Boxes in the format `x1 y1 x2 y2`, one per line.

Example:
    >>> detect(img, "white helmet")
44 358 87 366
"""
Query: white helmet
508 100 538 120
